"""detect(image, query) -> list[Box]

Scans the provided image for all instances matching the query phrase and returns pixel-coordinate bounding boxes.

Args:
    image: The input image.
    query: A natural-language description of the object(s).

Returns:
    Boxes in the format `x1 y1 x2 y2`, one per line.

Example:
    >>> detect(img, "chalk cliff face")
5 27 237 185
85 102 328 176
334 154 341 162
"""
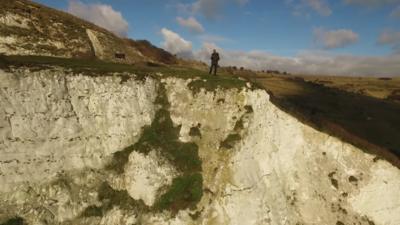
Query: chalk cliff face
0 67 399 225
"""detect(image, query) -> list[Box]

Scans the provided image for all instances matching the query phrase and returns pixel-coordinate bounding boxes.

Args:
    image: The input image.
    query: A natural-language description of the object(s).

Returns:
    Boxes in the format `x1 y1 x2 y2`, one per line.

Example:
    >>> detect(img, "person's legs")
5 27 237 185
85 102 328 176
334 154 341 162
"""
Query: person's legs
209 65 213 74
214 64 218 75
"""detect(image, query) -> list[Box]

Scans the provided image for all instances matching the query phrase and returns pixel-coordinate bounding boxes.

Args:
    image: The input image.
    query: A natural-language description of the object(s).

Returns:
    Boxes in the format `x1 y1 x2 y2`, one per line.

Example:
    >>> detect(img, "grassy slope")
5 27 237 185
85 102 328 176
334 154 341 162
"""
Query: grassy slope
301 75 400 102
255 74 400 166
0 55 246 89
0 0 177 64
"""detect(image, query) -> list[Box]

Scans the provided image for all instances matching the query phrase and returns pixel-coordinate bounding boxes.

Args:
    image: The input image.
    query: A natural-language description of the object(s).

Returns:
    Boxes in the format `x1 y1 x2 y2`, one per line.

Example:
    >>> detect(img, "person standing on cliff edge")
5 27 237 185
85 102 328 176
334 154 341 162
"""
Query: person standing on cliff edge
209 49 220 76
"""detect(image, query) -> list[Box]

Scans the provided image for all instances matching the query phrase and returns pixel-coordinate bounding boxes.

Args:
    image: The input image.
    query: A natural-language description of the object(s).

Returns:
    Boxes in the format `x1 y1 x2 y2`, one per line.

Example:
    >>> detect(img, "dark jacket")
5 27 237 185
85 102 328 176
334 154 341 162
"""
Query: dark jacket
211 52 220 65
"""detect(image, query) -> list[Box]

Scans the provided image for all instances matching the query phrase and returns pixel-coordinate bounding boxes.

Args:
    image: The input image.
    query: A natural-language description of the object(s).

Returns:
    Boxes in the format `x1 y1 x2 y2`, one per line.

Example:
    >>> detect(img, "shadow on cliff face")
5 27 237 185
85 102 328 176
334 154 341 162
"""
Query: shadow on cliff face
258 76 400 166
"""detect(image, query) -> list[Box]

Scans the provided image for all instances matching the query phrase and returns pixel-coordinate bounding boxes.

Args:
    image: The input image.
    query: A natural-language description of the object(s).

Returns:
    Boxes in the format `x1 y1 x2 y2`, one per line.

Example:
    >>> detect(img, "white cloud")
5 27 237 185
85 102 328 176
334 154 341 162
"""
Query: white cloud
287 0 332 17
305 0 332 16
192 0 224 19
378 29 400 52
193 43 400 76
177 17 205 33
67 1 129 37
343 0 400 7
160 28 193 58
199 34 232 43
390 6 400 18
313 28 359 49
179 0 250 20
158 29 399 76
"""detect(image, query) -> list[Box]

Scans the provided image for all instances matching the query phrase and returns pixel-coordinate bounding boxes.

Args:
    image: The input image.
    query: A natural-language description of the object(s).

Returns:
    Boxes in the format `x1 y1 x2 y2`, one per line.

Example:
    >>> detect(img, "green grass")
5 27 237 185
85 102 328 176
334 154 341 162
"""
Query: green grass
220 134 242 149
0 55 150 77
189 126 202 137
107 85 202 175
0 217 25 225
155 173 203 212
106 83 204 212
97 182 148 211
133 109 202 173
234 118 244 132
80 205 103 218
80 182 149 218
0 55 248 91
0 26 33 38
244 105 254 113
188 76 247 94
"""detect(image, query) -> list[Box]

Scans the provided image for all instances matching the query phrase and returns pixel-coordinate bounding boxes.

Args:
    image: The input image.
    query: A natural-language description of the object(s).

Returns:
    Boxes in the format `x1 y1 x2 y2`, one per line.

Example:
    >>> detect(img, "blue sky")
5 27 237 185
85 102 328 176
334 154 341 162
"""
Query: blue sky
33 0 400 76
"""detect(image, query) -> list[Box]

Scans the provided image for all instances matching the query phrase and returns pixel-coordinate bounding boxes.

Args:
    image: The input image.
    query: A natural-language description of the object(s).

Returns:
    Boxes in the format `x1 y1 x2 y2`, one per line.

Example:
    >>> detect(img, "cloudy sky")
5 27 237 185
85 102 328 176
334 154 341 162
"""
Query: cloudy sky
35 0 400 76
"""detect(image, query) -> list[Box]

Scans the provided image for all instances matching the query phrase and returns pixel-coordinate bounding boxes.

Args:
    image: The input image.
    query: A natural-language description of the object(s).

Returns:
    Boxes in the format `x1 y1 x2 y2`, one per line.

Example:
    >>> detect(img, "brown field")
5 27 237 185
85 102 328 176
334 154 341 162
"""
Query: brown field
300 75 400 103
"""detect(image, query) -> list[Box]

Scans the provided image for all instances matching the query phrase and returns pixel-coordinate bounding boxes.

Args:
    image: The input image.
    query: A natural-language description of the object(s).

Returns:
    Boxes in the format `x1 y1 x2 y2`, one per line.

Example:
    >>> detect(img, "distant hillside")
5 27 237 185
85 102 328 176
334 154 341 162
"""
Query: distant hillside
126 39 178 65
0 0 178 65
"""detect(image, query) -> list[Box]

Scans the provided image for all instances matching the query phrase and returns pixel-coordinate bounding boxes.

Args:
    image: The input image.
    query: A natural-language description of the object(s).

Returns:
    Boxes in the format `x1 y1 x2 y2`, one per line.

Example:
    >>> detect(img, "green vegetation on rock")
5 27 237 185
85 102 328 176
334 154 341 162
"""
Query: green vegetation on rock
80 205 103 218
107 84 201 175
188 76 247 94
80 182 149 218
155 173 203 212
107 82 203 212
97 182 148 211
0 55 248 91
189 126 202 137
220 134 242 149
0 217 25 225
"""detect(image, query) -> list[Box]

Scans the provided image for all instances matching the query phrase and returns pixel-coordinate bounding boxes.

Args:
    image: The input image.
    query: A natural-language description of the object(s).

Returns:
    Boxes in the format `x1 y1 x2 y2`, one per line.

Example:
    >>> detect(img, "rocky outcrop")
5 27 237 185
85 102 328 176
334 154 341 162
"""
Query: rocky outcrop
0 67 399 225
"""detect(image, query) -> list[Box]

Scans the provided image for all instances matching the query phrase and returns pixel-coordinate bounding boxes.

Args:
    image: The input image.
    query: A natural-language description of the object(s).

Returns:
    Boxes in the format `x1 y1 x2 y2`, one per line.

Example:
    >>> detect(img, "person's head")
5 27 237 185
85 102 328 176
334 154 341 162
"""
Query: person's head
213 49 216 53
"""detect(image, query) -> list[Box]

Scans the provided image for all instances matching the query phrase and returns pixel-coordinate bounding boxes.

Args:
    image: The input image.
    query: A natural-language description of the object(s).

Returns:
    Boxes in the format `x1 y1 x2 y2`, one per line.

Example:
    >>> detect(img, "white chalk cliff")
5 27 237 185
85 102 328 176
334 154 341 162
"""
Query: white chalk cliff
0 67 399 225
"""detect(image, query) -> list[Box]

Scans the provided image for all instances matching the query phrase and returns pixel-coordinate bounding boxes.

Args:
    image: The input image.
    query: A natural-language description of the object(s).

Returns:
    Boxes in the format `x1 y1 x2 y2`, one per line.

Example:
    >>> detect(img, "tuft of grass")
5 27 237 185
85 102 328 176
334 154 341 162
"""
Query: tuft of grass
155 173 203 212
106 144 135 174
220 134 241 149
0 217 25 225
97 182 148 211
234 119 244 132
80 205 103 218
189 126 202 137
244 105 254 114
80 182 149 218
328 172 339 189
188 76 247 95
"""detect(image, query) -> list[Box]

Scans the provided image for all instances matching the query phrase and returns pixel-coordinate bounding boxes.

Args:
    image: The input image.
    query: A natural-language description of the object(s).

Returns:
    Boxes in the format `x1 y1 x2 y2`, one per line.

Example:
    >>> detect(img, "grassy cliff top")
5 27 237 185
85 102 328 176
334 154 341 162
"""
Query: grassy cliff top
0 55 248 91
